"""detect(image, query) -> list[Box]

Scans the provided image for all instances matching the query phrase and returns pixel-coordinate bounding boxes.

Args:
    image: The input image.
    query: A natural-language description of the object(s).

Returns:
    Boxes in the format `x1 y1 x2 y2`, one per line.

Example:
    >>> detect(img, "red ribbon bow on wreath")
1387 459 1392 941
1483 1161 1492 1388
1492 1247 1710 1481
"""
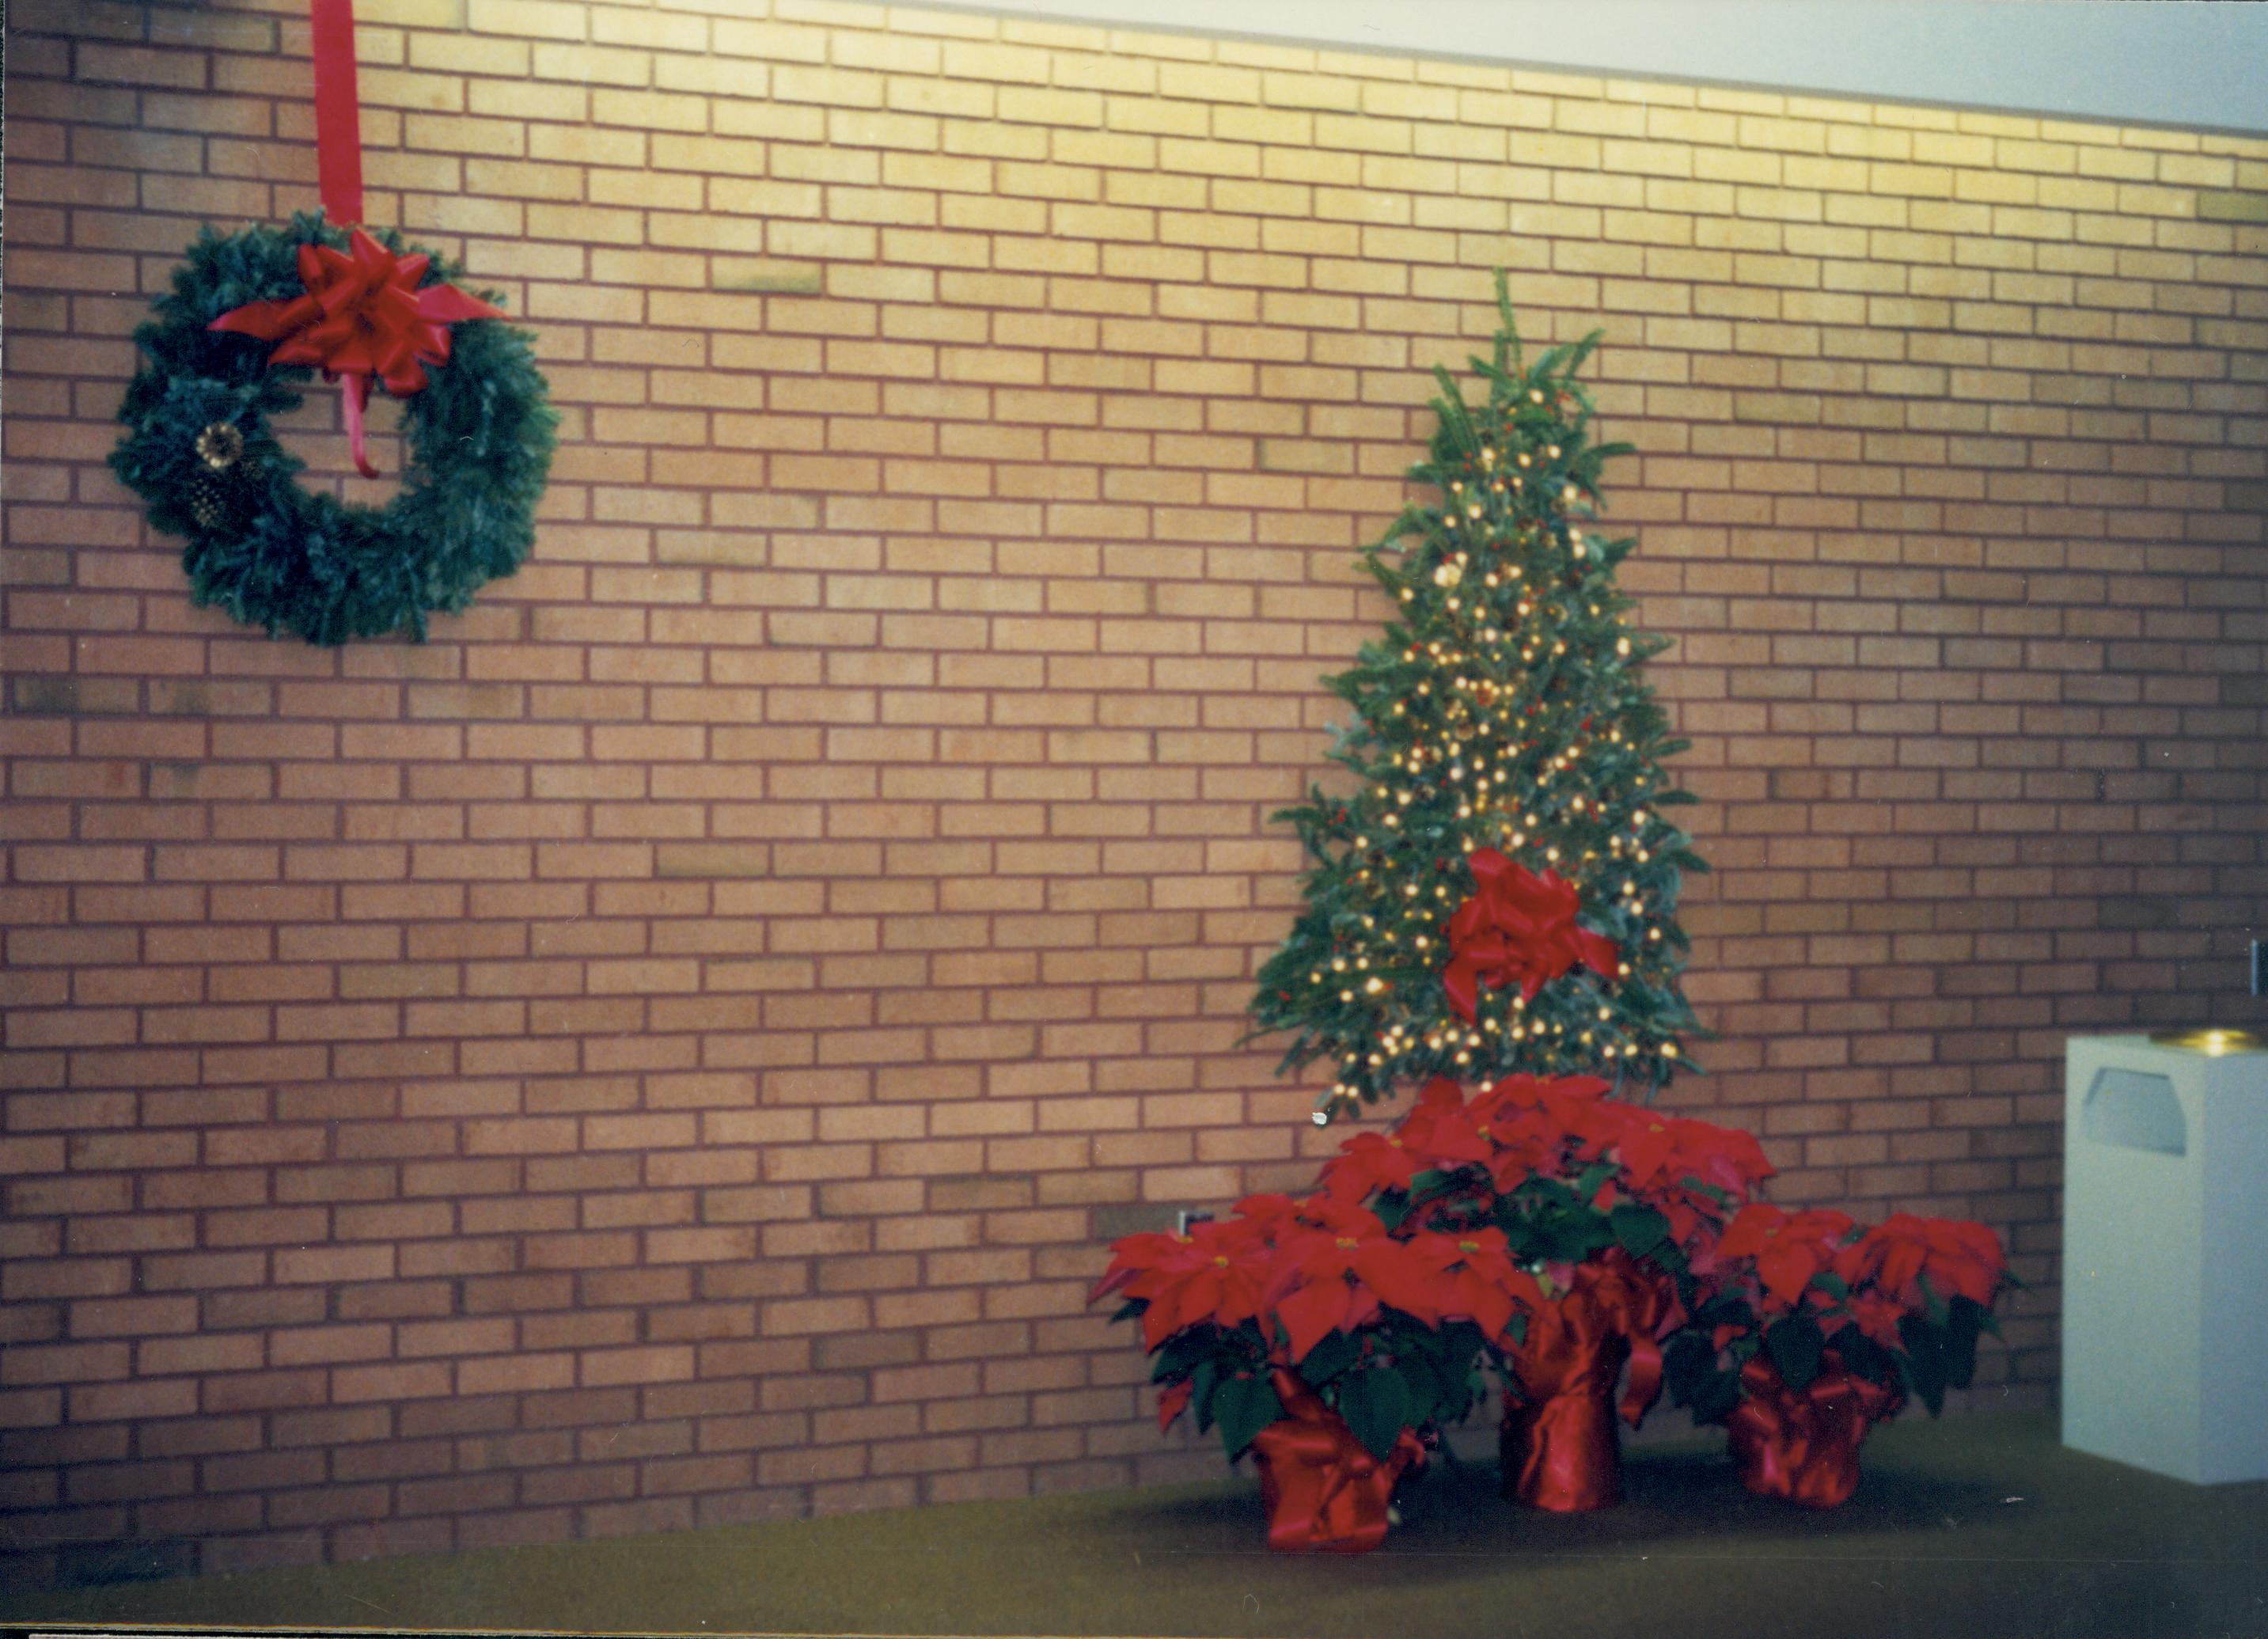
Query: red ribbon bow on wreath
209 227 503 479
1443 848 1621 1022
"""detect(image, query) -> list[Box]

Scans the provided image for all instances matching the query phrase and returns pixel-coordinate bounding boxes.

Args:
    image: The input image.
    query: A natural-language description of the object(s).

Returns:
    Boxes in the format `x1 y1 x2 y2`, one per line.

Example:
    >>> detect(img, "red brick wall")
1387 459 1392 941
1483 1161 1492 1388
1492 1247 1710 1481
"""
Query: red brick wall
6 0 2266 1588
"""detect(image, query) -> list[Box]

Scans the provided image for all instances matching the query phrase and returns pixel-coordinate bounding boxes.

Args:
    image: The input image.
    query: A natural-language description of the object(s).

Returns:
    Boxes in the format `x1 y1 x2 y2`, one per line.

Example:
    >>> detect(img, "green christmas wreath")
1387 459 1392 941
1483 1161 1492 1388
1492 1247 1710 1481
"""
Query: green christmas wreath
112 212 556 646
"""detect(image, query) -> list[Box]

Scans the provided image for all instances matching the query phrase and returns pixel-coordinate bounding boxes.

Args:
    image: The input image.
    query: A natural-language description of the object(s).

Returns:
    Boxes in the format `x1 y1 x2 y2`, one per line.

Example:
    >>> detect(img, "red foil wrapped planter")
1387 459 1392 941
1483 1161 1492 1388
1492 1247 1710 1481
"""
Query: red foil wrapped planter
1724 1353 1904 1508
1250 1369 1426 1554
1500 1356 1625 1512
1499 1249 1677 1512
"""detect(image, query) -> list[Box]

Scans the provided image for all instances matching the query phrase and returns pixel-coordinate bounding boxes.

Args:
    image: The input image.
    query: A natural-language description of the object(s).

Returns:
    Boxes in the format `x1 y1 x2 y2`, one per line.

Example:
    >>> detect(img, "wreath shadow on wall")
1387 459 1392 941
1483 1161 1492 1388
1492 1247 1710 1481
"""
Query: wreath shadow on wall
112 211 557 647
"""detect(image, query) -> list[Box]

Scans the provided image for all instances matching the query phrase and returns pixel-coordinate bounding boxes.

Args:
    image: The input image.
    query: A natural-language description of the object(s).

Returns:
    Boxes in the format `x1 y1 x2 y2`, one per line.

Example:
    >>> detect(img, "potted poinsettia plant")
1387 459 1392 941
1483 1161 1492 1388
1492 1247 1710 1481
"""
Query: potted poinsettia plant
1663 1203 2013 1506
1320 1072 1777 1511
1089 1190 1526 1553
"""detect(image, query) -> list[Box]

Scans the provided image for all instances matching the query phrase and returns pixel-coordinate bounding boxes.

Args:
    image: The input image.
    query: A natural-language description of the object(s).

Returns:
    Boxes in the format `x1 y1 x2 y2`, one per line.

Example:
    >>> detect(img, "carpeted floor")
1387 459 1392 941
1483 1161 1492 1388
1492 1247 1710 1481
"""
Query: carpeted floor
6 1412 2266 1638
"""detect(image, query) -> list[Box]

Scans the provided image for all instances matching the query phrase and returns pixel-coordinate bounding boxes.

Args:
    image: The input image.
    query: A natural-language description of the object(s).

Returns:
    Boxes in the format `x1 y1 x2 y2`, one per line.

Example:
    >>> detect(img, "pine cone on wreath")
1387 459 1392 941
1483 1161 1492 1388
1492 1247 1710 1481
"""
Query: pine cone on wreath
188 469 232 530
188 421 248 529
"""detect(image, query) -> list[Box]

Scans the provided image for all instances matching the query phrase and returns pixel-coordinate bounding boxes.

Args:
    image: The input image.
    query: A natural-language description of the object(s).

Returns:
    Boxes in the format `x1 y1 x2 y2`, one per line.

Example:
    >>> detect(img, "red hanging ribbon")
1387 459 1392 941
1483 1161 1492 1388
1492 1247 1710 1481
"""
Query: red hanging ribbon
1443 849 1621 1023
1724 1353 1902 1508
309 0 365 226
1249 1369 1424 1554
209 228 503 476
1499 1249 1678 1512
216 0 503 476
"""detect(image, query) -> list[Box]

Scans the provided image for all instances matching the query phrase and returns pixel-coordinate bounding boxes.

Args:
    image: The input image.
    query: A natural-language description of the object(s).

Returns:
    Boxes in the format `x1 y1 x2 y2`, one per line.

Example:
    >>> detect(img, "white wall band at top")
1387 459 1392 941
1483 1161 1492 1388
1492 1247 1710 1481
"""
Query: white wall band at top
912 0 2268 140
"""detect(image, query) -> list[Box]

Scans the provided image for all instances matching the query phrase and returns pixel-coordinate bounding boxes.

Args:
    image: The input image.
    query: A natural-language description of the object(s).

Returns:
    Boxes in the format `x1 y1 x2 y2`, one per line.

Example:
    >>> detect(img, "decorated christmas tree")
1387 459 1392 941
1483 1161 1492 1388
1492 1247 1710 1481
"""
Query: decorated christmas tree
1251 275 1706 1121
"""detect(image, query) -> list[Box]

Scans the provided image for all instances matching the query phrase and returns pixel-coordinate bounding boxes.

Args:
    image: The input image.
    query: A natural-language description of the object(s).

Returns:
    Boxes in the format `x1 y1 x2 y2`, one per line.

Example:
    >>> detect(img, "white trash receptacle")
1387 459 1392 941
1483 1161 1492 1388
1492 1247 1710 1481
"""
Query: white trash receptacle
2062 1032 2268 1485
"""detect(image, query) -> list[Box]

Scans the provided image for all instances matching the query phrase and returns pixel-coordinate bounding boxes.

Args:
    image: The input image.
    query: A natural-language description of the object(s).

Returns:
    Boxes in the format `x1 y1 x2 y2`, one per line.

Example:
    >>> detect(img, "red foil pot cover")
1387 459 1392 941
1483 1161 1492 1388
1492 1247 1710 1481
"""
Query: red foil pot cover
1724 1353 1903 1508
1500 1250 1678 1512
1500 1365 1625 1512
1250 1369 1426 1554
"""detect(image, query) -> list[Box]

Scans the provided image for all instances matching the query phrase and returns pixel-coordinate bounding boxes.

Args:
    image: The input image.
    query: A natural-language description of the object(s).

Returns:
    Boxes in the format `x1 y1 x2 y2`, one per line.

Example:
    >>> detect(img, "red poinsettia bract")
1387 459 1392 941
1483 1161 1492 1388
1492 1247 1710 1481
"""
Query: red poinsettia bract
1587 1103 1777 1243
1713 1203 1860 1311
1395 1076 1496 1168
1849 1212 2006 1310
1090 1197 1289 1350
1700 1205 2007 1353
1401 1224 1544 1341
1265 1201 1444 1360
1319 1076 1496 1205
1318 1130 1424 1205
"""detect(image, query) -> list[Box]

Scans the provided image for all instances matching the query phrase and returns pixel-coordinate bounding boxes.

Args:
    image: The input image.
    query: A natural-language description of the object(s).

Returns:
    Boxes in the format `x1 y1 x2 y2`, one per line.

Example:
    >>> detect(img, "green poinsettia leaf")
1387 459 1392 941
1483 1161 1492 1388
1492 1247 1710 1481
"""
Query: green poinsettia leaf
1897 1314 1950 1416
1527 1205 1615 1265
1573 1160 1618 1201
1764 1313 1825 1391
1337 1367 1414 1463
1609 1202 1670 1257
1297 1329 1362 1387
1152 1329 1216 1382
1943 1296 1986 1389
1916 1273 1951 1330
1663 1330 1704 1387
1189 1359 1220 1431
1212 1372 1284 1461
1831 1328 1895 1387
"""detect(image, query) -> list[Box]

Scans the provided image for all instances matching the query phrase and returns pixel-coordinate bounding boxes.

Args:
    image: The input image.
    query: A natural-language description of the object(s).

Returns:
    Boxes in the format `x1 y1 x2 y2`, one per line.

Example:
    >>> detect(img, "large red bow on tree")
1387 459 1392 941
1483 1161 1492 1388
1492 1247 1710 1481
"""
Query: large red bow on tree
209 226 503 477
1443 849 1620 1022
